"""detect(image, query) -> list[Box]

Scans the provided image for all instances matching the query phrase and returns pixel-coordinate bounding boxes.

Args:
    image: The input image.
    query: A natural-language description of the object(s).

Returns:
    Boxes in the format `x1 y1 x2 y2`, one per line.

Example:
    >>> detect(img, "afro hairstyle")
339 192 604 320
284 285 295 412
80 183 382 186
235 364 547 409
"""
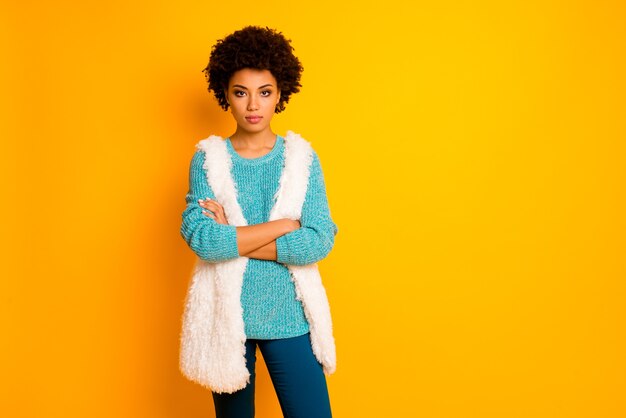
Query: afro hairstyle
202 25 303 113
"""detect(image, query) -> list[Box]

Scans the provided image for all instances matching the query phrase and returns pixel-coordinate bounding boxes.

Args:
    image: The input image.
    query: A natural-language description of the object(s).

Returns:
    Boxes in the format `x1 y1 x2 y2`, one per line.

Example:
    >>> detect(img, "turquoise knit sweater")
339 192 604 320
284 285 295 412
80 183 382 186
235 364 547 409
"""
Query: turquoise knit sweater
180 134 338 339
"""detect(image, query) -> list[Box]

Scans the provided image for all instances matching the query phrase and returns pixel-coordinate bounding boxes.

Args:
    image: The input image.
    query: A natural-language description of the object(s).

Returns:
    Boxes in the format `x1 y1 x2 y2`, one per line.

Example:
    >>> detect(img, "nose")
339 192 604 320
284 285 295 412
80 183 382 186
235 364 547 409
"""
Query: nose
247 95 259 111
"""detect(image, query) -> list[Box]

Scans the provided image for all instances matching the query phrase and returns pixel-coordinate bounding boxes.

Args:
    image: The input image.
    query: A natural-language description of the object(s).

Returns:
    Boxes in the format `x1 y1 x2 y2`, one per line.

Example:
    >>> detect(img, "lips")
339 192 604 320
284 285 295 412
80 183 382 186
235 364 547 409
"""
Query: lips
245 115 263 124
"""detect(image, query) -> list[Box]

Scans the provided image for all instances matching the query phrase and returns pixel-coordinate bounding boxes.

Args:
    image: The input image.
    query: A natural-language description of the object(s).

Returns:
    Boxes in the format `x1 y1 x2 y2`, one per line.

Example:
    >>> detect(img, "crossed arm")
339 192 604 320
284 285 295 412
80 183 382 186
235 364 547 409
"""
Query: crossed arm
180 149 338 265
199 197 299 260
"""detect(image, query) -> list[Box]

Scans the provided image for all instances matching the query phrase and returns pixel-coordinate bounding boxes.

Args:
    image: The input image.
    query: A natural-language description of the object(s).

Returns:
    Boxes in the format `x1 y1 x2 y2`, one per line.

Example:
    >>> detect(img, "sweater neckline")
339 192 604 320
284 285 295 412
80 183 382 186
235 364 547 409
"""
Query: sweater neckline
225 135 283 165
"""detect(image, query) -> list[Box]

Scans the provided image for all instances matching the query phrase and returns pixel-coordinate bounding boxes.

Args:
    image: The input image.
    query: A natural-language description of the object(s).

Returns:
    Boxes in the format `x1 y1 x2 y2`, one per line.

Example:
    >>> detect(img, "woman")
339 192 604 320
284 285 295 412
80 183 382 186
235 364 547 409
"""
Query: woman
179 25 338 418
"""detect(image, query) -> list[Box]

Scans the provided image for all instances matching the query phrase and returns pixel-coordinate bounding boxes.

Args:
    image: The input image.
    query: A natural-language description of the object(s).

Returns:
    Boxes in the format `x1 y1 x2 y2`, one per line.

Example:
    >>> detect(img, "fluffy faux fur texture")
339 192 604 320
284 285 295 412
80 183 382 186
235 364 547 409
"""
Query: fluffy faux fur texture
179 131 336 394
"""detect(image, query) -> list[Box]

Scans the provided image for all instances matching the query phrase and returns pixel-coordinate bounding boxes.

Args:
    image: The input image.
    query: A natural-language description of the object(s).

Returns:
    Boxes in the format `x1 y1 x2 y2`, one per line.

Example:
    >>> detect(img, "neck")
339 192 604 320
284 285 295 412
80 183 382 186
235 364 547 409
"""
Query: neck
229 127 277 150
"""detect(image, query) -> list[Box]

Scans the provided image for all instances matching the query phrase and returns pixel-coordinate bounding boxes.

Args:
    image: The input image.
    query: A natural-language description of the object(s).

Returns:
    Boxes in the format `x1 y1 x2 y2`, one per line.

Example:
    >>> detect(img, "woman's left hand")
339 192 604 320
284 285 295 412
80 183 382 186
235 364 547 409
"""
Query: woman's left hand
198 198 229 225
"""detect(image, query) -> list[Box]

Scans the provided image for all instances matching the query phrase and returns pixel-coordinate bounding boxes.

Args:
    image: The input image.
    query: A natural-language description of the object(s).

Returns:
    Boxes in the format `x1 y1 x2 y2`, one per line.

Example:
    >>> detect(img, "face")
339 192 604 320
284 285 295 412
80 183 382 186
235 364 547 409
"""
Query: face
225 68 281 134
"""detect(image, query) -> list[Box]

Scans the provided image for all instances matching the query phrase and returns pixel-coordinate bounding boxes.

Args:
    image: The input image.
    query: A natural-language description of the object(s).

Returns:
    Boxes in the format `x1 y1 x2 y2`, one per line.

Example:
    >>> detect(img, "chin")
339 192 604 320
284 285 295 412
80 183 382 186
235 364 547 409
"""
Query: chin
239 123 269 133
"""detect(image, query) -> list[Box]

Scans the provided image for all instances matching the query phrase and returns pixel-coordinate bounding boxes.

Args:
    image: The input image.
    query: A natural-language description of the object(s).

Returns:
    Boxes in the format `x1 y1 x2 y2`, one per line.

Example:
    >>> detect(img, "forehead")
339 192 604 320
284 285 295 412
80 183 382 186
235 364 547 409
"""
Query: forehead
228 68 277 87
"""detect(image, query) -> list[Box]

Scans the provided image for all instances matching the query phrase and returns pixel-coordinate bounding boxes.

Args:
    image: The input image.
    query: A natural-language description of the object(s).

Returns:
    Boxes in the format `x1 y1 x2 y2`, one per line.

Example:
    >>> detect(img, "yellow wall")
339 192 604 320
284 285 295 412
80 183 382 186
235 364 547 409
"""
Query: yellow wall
2 1 625 417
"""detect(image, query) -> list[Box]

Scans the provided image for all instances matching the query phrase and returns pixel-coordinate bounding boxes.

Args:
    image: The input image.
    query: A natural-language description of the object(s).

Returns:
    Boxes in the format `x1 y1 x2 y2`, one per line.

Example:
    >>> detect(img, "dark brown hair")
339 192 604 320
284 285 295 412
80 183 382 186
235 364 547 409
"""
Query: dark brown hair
203 25 304 113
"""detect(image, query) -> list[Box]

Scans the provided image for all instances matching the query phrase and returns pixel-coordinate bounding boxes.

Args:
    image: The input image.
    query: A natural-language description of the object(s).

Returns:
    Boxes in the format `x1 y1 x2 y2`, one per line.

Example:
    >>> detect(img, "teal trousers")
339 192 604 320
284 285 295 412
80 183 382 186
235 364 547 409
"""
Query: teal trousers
212 332 333 418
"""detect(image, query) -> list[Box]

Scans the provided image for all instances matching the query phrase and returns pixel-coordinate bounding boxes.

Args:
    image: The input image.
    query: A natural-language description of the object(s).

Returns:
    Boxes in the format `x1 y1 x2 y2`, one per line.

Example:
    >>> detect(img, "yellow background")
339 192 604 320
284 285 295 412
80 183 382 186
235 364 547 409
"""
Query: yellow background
2 1 625 417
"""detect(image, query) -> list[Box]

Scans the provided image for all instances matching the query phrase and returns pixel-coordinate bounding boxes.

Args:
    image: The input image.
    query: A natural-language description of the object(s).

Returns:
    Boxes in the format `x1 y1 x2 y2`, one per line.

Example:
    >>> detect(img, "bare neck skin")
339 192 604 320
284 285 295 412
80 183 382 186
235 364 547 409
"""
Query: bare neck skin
229 128 277 151
229 128 278 159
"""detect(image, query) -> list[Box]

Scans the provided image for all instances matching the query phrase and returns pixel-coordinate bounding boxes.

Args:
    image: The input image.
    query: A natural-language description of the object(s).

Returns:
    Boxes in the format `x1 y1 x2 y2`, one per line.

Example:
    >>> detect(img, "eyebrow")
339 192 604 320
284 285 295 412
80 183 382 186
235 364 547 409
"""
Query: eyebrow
232 83 274 90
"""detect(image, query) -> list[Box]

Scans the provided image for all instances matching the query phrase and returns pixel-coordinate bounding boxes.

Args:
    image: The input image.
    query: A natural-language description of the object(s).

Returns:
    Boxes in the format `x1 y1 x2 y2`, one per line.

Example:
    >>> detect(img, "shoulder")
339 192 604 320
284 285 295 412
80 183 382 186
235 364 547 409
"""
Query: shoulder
190 149 205 166
283 130 320 165
189 135 221 169
283 130 313 150
191 134 230 170
195 134 225 154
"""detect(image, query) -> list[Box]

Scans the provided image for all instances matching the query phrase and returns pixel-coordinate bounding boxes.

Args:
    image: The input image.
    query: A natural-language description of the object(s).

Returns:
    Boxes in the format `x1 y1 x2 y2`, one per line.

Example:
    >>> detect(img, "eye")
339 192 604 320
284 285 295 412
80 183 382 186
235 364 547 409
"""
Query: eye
234 90 246 97
260 90 272 97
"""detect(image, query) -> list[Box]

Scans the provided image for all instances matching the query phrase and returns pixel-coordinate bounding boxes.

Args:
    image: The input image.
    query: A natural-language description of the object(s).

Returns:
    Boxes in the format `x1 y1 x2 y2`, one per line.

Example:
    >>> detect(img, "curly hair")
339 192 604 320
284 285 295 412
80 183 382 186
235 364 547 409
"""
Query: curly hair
202 25 303 113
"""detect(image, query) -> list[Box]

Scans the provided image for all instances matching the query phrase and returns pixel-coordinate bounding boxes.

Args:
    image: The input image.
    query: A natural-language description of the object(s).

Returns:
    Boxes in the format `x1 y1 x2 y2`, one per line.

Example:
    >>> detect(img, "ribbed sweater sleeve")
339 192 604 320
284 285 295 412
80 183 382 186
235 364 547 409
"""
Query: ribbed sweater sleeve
180 150 240 263
275 150 339 265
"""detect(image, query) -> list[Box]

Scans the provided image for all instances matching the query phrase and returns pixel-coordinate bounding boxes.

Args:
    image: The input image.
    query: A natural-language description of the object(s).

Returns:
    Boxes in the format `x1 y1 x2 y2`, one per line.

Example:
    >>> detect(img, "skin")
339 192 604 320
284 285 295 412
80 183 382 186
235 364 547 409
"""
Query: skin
199 68 300 260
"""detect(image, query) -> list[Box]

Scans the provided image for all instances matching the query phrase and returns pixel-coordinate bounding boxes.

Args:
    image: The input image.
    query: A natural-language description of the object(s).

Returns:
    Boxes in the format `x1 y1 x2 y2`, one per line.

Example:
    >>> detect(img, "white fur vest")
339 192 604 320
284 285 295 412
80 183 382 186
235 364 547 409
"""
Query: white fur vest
179 130 336 394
